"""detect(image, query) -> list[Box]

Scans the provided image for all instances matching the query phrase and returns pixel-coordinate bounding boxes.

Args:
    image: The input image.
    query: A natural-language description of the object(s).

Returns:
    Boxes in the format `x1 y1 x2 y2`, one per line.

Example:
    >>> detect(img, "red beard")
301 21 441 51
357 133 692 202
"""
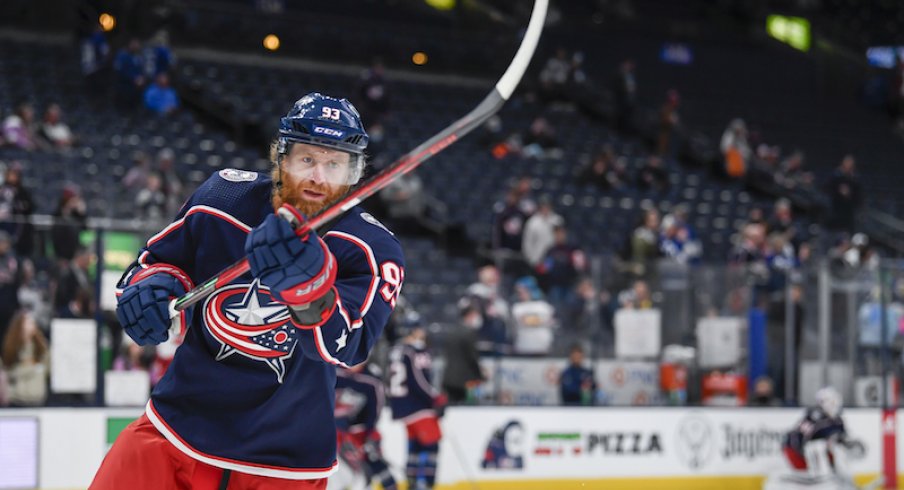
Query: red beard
271 168 349 218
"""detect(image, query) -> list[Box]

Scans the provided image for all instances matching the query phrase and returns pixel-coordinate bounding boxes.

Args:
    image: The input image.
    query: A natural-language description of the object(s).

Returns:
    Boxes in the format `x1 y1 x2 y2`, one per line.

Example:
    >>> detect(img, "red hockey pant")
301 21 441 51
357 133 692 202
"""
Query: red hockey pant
91 414 327 490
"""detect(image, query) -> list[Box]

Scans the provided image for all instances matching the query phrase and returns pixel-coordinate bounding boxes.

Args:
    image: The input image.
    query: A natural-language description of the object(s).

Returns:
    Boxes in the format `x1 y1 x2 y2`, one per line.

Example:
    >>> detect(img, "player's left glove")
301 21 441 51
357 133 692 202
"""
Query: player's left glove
245 205 338 326
116 265 194 346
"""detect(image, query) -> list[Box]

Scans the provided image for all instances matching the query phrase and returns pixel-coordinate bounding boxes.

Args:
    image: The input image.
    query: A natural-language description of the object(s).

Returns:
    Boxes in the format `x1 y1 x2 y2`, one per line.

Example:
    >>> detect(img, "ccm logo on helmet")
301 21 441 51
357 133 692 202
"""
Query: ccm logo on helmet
313 126 345 138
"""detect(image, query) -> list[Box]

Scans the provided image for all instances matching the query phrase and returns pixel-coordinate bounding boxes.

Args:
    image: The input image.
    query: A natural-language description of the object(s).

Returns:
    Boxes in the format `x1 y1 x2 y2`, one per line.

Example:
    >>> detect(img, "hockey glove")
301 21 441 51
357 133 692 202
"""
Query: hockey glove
245 205 337 309
116 265 193 346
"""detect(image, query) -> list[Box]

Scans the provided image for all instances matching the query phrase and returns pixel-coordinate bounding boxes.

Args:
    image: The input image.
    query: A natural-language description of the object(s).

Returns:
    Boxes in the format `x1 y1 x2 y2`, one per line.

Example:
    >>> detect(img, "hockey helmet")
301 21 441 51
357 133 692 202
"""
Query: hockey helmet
277 92 369 185
815 386 843 418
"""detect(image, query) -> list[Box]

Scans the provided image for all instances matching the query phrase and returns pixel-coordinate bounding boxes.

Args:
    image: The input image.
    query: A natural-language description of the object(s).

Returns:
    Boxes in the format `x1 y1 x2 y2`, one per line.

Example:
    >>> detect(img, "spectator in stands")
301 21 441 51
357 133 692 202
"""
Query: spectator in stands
776 150 821 212
562 278 614 356
492 188 529 256
113 38 146 110
522 197 563 268
825 154 862 233
357 59 390 125
1 311 49 407
122 150 151 191
764 233 798 292
669 203 697 241
630 208 661 272
746 206 766 227
767 198 798 251
38 103 76 150
537 225 586 304
512 176 537 216
463 265 511 355
612 59 637 133
156 148 184 216
617 280 654 310
2 102 40 151
660 214 701 264
79 22 110 91
144 30 175 78
730 223 767 265
0 163 36 257
144 73 179 116
135 172 168 221
17 259 51 334
380 171 427 231
522 117 562 160
559 344 596 406
720 118 751 179
113 339 154 372
748 376 782 407
0 232 20 342
580 145 623 190
441 304 485 404
538 48 571 104
636 155 670 194
657 89 681 157
830 233 879 272
50 185 87 262
54 245 94 319
511 276 556 355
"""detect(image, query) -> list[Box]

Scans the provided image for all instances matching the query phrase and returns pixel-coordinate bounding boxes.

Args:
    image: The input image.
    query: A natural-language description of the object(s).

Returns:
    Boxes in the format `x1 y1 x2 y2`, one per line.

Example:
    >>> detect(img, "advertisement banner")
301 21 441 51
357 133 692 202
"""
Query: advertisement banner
435 407 882 485
472 358 659 406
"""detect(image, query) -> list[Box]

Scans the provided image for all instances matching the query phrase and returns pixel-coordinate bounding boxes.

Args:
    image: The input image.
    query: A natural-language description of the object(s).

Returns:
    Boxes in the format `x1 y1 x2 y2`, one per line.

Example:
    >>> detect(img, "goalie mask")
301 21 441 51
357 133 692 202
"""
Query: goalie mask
277 92 369 186
815 387 843 418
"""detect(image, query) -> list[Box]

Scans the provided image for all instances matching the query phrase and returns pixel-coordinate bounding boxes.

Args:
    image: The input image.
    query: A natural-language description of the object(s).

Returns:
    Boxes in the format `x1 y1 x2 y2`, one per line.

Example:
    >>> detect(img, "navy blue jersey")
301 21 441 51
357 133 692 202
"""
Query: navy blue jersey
116 169 404 479
335 365 385 436
785 407 847 453
559 364 596 405
387 342 439 422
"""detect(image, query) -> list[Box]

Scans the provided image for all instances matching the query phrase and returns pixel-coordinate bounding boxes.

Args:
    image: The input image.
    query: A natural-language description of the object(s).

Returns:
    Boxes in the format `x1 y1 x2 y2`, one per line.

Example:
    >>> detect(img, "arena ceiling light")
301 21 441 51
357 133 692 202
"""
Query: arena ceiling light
263 34 280 51
99 13 116 32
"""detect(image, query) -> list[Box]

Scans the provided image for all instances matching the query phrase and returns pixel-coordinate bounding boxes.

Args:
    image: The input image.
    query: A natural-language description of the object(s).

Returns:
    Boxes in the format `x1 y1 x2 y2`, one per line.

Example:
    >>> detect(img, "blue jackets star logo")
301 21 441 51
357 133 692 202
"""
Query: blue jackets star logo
203 279 298 383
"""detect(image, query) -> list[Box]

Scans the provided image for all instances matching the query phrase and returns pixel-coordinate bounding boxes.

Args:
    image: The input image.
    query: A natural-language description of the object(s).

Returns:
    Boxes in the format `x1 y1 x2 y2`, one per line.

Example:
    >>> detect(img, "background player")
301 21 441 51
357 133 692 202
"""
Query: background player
766 387 871 490
387 312 446 490
92 93 404 489
330 360 398 490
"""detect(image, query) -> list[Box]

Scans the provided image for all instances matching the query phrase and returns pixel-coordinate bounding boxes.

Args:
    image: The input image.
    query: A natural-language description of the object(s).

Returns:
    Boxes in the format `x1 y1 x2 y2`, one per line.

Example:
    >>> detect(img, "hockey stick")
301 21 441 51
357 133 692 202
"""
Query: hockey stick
172 0 548 312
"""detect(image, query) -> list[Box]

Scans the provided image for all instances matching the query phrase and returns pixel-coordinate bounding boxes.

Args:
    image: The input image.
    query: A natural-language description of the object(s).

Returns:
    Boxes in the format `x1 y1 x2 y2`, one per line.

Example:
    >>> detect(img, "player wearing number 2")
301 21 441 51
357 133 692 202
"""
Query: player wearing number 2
92 93 404 489
387 312 446 490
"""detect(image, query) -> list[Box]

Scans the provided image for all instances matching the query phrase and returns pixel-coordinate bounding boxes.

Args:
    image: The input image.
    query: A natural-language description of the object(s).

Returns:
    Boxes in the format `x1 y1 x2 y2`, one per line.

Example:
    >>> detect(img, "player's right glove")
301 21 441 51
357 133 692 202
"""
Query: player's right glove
245 205 338 325
116 265 193 346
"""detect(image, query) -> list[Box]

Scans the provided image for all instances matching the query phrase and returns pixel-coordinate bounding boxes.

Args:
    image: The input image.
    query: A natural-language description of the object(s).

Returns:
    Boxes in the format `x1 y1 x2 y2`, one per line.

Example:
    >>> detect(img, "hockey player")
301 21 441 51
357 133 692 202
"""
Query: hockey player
92 93 404 489
330 361 397 490
387 313 446 490
765 387 870 490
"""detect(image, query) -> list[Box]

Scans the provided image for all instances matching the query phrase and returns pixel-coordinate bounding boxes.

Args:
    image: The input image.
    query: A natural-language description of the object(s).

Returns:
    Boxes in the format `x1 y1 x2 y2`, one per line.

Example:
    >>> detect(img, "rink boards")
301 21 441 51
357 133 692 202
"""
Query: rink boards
0 406 894 489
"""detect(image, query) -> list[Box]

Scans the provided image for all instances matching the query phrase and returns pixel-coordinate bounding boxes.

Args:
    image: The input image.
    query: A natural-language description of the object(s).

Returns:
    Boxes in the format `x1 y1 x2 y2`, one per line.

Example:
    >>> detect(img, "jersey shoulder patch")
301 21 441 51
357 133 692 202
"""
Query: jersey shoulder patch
359 212 393 235
218 168 259 182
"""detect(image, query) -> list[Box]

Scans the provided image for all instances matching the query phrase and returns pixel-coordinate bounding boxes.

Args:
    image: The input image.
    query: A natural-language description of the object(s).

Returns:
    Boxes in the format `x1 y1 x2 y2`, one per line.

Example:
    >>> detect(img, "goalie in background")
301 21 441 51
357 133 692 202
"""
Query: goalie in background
765 387 873 490
388 312 446 490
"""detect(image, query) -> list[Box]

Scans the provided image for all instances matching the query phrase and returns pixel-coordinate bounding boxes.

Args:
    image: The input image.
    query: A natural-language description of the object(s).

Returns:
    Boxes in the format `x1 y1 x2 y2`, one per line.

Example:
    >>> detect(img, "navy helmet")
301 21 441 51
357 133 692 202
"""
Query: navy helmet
277 92 369 185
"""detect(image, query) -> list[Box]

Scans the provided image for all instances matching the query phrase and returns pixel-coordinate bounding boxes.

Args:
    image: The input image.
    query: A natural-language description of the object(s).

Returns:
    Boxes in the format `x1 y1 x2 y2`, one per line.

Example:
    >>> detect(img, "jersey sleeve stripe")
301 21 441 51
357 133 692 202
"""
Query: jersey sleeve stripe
146 401 337 479
312 325 350 367
147 205 252 247
324 231 379 315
